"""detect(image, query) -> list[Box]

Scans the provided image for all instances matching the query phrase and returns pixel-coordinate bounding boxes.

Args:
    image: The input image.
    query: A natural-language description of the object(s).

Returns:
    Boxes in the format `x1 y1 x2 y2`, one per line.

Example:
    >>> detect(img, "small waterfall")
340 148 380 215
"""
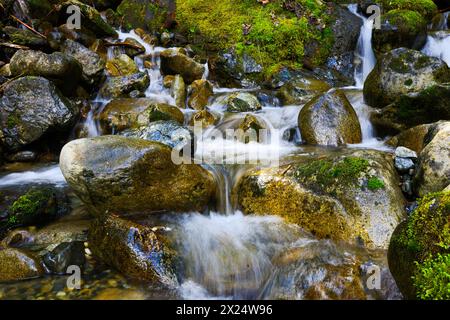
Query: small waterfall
422 29 450 67
349 4 376 88
0 165 66 186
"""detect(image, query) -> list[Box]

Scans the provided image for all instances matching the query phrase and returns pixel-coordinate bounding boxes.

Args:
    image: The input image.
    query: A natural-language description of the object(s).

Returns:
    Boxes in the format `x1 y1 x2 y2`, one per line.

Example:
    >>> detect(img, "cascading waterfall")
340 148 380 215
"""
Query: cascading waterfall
422 12 450 66
348 4 376 89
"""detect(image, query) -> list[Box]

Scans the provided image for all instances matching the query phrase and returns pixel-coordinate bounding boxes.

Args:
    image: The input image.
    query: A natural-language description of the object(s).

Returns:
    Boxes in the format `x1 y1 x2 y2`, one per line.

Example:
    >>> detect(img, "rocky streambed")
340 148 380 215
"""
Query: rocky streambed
0 0 449 300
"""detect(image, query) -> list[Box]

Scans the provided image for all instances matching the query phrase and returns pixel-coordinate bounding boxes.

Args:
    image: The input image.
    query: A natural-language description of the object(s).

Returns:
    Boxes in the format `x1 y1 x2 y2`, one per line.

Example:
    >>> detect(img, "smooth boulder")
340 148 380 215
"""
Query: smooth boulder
299 90 362 146
59 136 215 215
160 48 205 84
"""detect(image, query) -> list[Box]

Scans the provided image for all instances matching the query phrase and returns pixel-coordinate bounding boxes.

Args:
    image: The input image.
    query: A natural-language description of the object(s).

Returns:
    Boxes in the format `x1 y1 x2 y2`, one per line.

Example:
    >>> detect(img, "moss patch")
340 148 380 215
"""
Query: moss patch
367 177 385 191
377 0 437 20
176 0 333 75
413 253 450 300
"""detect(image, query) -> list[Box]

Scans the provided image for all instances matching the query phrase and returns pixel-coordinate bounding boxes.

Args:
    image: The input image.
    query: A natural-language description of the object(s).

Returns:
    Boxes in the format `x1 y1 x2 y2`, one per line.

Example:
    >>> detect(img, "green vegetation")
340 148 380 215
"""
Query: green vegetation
367 177 385 191
176 0 333 75
294 156 369 187
413 253 450 300
383 9 426 33
117 0 168 31
377 0 437 19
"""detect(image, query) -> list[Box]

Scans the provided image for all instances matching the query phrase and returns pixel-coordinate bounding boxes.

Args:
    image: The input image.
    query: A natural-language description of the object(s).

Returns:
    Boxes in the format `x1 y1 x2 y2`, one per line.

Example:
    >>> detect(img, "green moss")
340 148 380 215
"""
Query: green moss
377 0 437 20
294 156 369 188
384 9 426 33
176 0 333 75
367 177 385 191
413 253 450 300
6 114 19 129
10 189 52 217
116 0 168 31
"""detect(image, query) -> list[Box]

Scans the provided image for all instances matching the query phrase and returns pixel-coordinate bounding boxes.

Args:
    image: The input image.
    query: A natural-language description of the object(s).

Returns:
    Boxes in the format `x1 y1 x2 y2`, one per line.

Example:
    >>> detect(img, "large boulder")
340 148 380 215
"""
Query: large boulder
99 72 150 98
298 90 362 146
0 248 45 282
59 136 215 215
387 123 435 153
370 84 450 135
89 213 177 283
61 39 106 85
414 121 450 196
0 76 79 150
236 150 406 250
9 50 82 95
388 191 450 299
373 10 428 55
96 98 184 133
363 48 450 108
160 48 205 84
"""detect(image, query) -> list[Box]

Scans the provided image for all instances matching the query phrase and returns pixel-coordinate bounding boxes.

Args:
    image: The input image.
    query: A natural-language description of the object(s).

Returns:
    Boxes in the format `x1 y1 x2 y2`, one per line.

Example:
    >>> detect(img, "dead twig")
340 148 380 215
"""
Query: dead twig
0 42 29 50
10 15 47 39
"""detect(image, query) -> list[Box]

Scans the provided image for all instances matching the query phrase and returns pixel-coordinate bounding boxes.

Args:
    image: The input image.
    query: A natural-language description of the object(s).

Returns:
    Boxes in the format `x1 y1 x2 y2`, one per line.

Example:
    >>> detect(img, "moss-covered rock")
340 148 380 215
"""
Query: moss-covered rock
388 191 450 299
89 213 177 283
299 90 362 146
373 10 428 55
59 136 215 215
375 0 438 20
2 26 47 47
277 72 331 105
0 76 78 151
363 48 450 109
236 149 406 249
96 98 184 133
116 0 171 32
0 248 45 282
187 79 213 110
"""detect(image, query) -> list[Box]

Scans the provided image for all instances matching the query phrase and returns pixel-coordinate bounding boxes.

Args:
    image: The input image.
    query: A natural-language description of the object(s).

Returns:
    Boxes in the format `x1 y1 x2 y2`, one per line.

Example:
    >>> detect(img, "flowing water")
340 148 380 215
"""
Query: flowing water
422 12 450 66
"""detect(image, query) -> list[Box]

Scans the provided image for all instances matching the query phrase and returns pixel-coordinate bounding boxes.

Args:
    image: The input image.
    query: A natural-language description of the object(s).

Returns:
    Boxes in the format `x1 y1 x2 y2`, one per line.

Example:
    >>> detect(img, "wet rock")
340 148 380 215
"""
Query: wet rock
170 75 186 109
236 150 406 249
277 74 331 105
363 48 450 108
57 24 98 48
59 136 215 215
414 121 450 196
395 158 415 173
43 241 86 275
226 92 262 113
60 1 117 37
298 90 362 146
0 64 11 77
122 38 146 57
189 110 218 128
6 151 38 162
97 98 184 133
373 10 428 55
9 50 82 95
89 213 177 283
61 39 106 85
0 248 45 282
3 26 47 47
388 191 450 299
99 72 150 98
215 50 263 87
237 115 265 143
0 76 78 150
160 48 205 84
387 124 433 154
187 80 213 110
106 54 139 76
134 28 158 46
120 120 192 150
370 84 450 135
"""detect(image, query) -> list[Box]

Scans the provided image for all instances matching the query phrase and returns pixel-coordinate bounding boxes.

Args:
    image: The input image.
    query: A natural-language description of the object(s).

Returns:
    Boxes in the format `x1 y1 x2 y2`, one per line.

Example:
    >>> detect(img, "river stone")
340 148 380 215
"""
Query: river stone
120 120 192 150
97 98 184 133
99 71 150 98
414 121 450 196
61 1 117 37
0 248 45 282
9 50 82 95
395 147 417 159
43 241 86 275
386 123 433 153
3 26 47 47
236 149 406 249
89 213 177 283
61 39 106 85
59 136 215 214
395 157 415 173
170 75 186 108
277 74 331 105
298 90 362 146
0 76 79 150
363 48 450 108
189 110 218 128
106 54 139 76
372 10 428 55
187 79 213 110
226 92 262 113
160 48 205 84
